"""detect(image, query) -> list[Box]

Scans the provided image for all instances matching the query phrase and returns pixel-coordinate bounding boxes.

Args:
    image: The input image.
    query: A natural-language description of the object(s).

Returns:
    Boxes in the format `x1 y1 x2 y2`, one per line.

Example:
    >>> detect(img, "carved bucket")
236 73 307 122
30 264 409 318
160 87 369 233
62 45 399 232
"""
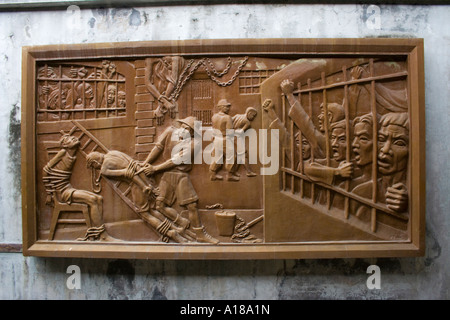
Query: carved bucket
215 211 236 236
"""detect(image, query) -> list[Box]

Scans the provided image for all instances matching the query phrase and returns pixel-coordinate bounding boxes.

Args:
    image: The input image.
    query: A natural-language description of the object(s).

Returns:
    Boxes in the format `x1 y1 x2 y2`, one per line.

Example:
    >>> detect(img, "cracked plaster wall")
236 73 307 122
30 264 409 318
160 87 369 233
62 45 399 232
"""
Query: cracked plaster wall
0 4 448 299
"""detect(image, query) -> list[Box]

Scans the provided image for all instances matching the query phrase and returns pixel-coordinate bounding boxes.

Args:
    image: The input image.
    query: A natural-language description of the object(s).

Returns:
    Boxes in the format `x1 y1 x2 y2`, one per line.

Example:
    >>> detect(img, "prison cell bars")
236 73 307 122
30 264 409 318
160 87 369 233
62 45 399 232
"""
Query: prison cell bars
308 78 316 204
343 65 351 219
37 65 126 121
369 59 378 232
321 71 332 210
281 63 409 233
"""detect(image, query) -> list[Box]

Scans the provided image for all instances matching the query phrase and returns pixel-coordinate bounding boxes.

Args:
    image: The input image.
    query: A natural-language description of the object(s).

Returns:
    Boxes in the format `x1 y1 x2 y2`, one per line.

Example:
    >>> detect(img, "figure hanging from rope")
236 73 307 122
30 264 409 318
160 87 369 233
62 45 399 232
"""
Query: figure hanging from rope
144 56 249 125
145 56 185 125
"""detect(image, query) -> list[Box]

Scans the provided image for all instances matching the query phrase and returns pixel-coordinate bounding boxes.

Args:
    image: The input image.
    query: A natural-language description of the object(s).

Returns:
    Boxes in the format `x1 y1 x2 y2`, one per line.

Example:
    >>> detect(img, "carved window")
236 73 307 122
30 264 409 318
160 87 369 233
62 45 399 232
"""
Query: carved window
36 62 126 122
280 58 410 238
192 80 212 100
192 109 213 125
239 69 277 94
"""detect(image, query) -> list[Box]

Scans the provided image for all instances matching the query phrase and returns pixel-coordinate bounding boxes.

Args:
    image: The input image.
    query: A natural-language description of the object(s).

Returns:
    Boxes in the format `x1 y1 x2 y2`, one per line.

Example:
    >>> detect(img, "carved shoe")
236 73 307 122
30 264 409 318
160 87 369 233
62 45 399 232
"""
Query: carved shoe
193 226 219 244
227 173 240 182
246 171 257 177
210 173 223 181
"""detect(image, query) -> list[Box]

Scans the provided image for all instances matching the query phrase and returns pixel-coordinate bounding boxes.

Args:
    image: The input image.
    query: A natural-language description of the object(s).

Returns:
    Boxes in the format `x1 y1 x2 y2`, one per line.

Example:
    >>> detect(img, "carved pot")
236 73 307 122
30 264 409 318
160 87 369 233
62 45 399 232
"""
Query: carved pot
215 211 236 236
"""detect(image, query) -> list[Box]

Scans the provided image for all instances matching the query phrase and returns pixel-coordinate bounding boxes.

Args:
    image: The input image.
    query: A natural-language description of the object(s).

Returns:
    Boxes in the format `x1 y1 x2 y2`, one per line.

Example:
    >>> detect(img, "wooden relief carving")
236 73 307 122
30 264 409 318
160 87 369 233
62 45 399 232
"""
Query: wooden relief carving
22 39 425 259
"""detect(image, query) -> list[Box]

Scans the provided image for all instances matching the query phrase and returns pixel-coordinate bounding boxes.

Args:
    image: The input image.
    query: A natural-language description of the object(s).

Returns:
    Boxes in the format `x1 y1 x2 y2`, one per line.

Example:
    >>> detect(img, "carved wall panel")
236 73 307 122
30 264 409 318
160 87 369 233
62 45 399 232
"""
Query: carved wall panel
21 39 425 259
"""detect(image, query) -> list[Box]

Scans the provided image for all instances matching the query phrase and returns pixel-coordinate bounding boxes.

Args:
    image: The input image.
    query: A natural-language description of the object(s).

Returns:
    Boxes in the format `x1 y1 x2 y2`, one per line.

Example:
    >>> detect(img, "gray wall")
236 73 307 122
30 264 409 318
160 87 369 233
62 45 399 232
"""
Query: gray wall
0 3 448 300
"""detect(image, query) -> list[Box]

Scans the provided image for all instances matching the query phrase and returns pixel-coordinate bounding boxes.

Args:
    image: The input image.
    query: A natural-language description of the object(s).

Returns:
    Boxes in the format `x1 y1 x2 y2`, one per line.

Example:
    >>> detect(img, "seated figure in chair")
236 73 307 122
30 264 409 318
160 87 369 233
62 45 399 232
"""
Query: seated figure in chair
42 132 115 241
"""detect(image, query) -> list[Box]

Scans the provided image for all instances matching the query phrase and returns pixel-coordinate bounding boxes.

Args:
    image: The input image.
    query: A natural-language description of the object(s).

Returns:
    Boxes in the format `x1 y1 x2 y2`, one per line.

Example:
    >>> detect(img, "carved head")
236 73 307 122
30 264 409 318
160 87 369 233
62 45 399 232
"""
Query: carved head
77 82 94 100
377 112 409 176
330 119 348 161
108 62 116 76
295 132 311 160
86 151 105 169
318 102 345 132
177 116 197 136
217 99 231 114
102 60 110 73
352 113 376 166
246 107 257 121
59 134 80 149
107 84 116 105
118 91 126 108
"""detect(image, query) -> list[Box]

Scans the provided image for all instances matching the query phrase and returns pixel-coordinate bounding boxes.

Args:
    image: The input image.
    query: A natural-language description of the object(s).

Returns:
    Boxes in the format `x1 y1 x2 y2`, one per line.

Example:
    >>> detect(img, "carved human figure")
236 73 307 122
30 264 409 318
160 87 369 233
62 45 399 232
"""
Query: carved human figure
42 133 115 241
280 80 353 186
377 112 409 211
352 112 409 214
86 151 190 243
232 106 258 177
303 121 353 186
209 99 240 181
142 116 220 244
295 132 312 170
38 66 63 114
74 82 95 109
104 84 116 108
118 91 126 108
95 60 117 108
351 113 376 188
262 98 290 147
145 56 185 124
281 79 344 159
318 102 345 133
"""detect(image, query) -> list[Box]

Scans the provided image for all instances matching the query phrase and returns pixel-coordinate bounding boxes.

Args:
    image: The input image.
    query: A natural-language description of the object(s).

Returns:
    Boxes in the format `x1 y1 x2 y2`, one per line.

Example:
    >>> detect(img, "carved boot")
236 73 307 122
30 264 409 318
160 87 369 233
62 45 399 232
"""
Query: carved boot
246 171 257 177
227 173 240 181
193 226 220 244
210 172 223 181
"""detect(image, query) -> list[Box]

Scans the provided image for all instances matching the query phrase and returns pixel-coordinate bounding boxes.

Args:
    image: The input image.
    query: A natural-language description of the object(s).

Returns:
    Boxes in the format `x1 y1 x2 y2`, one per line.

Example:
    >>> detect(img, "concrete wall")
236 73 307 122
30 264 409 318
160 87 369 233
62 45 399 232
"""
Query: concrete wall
0 3 448 299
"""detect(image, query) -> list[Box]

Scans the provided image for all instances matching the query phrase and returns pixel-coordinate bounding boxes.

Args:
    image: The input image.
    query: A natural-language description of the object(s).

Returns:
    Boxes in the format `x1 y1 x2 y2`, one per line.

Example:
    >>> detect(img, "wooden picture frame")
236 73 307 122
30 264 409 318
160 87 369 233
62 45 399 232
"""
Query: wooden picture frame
21 38 425 259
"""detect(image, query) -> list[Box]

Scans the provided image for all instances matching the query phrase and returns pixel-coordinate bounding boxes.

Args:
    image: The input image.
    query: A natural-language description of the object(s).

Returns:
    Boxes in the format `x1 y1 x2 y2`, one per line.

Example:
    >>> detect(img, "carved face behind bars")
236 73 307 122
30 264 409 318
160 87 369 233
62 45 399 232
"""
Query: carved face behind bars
295 132 311 160
377 113 409 176
330 120 347 162
352 114 374 167
318 103 345 132
107 85 116 106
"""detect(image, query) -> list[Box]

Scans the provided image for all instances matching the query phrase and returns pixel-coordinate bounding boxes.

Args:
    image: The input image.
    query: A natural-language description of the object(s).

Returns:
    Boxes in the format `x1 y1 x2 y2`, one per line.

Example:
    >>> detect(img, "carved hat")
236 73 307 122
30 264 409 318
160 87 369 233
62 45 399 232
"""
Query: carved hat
217 99 231 107
177 116 197 130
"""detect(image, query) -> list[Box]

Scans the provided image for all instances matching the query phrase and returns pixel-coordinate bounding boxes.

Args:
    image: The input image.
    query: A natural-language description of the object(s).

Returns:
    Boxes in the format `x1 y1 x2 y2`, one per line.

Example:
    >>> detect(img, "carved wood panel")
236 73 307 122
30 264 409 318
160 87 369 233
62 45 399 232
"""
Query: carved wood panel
21 39 425 259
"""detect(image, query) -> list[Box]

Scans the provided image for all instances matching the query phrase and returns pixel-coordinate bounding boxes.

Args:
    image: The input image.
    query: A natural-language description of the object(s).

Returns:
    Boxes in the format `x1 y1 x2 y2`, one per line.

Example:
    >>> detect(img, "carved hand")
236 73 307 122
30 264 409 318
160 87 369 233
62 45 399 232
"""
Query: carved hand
280 79 295 95
155 104 168 117
351 66 364 80
152 186 160 197
143 164 156 176
86 70 103 79
262 98 273 111
386 182 408 212
336 161 353 178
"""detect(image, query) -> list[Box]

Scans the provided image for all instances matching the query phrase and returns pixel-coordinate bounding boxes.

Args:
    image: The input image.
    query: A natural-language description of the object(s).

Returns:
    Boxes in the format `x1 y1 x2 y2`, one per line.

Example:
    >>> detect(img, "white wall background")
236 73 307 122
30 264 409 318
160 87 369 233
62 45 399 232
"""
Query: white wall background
0 3 449 299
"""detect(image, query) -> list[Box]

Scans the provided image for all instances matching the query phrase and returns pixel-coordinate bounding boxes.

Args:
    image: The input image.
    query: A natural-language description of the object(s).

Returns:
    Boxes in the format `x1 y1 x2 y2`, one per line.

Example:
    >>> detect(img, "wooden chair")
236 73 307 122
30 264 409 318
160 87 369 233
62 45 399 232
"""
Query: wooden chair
48 200 91 240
